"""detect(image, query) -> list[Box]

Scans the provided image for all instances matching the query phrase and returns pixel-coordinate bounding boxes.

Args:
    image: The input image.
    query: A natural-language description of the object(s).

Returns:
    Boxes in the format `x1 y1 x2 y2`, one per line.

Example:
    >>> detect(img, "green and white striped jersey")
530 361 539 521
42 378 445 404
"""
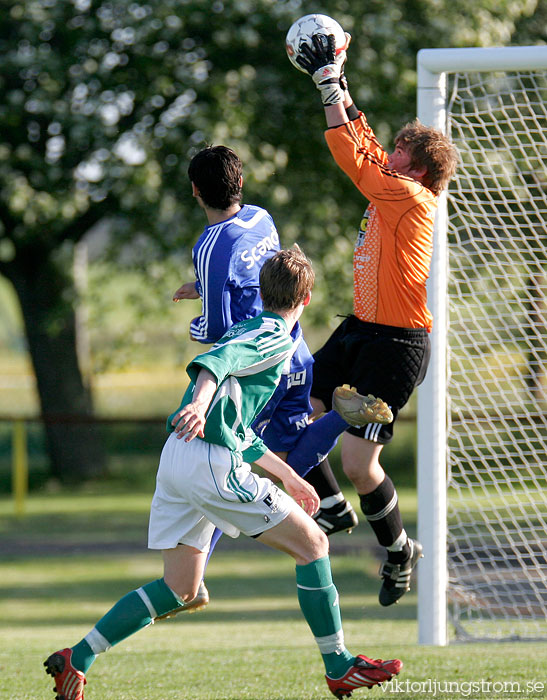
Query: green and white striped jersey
168 312 294 463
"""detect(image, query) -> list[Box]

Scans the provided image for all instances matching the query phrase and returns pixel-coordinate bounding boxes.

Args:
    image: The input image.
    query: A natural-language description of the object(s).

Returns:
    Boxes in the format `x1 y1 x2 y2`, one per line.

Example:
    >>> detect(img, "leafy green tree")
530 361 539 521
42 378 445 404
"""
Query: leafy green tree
0 0 542 482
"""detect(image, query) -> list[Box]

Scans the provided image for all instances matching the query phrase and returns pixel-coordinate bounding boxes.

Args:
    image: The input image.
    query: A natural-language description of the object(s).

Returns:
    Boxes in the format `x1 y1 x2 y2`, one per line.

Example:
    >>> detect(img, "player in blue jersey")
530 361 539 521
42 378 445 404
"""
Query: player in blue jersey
44 247 402 700
175 146 363 525
171 145 391 613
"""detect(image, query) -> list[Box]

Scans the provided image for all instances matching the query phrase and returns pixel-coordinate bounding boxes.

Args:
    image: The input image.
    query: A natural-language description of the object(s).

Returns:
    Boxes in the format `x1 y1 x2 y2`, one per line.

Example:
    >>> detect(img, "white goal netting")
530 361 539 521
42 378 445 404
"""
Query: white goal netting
445 68 547 641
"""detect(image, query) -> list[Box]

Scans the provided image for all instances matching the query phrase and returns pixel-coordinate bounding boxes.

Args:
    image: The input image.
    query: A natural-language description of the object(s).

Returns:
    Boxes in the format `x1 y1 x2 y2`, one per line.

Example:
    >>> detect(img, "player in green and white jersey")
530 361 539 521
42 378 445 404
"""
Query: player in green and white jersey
166 310 297 465
44 247 402 700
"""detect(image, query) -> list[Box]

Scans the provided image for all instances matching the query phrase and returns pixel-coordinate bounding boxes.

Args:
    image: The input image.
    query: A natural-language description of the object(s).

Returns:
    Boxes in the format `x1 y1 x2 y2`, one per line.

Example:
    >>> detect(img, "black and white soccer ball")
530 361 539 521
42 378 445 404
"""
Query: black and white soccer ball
285 14 347 73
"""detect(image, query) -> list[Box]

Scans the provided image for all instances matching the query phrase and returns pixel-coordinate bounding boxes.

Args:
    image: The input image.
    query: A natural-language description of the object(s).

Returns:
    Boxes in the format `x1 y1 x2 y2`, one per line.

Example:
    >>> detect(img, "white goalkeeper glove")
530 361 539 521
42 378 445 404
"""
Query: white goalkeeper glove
296 34 347 106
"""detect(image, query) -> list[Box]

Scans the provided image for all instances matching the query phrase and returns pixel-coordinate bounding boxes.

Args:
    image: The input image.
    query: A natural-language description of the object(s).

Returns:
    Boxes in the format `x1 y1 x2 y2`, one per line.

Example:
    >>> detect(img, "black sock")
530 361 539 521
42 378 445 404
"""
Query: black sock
359 475 410 562
320 500 348 515
304 457 342 500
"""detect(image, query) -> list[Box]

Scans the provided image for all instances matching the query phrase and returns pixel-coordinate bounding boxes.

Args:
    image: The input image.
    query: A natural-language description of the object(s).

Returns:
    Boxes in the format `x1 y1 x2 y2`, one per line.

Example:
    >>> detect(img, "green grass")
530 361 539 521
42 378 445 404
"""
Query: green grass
1 490 546 700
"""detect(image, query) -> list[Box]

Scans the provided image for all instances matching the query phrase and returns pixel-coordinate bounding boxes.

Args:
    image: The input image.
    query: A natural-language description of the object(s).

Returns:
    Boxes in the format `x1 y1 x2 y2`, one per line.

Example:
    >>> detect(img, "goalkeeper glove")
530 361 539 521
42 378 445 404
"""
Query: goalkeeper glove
296 34 346 106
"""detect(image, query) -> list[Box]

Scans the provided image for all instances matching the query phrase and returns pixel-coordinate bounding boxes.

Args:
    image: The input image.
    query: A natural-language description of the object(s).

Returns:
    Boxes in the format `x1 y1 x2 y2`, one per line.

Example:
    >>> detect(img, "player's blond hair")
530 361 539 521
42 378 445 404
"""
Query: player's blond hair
260 244 315 311
395 119 459 195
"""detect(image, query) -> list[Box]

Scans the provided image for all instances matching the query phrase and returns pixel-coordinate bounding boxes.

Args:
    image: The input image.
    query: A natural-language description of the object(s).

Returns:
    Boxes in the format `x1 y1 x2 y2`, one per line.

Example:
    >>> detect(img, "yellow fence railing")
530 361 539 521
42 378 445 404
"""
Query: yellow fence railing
12 420 28 518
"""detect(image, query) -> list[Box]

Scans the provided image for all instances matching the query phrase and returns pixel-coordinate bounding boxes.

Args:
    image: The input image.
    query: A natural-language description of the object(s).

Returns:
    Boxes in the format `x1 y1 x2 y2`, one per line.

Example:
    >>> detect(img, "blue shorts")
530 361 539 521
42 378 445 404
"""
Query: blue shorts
252 337 314 453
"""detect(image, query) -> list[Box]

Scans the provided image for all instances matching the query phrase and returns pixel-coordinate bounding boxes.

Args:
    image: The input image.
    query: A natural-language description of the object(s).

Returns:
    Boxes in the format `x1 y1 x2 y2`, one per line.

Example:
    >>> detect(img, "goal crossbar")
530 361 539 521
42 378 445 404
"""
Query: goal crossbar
419 46 547 77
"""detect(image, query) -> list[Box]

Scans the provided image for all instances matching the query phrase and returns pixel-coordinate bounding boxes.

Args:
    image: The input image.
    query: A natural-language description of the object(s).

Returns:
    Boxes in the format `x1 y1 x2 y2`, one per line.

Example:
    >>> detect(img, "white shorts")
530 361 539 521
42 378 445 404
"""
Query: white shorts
148 432 296 551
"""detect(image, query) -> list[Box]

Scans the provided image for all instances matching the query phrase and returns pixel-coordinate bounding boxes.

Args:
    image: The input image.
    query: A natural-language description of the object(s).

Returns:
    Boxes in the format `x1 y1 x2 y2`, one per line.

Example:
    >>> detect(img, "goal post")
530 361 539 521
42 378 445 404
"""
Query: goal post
416 46 547 645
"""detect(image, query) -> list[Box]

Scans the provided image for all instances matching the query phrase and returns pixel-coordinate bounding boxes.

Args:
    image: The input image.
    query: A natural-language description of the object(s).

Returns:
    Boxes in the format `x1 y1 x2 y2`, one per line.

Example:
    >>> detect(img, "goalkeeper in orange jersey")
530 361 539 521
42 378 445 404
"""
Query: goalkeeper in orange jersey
296 33 459 606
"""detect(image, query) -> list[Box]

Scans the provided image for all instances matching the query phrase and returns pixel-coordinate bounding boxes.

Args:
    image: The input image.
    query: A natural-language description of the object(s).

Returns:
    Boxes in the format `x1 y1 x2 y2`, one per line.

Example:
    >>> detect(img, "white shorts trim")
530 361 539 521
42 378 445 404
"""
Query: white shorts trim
148 433 296 551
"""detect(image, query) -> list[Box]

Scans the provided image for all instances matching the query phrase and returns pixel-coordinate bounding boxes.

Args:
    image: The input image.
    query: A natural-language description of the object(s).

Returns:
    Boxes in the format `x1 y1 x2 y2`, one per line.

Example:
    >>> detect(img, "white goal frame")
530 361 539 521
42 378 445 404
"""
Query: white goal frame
416 45 547 646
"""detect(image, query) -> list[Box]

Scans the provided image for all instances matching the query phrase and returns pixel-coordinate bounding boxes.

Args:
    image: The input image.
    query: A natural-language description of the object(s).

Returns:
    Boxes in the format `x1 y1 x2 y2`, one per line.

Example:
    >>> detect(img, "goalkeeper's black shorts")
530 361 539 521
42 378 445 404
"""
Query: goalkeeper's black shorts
311 314 430 444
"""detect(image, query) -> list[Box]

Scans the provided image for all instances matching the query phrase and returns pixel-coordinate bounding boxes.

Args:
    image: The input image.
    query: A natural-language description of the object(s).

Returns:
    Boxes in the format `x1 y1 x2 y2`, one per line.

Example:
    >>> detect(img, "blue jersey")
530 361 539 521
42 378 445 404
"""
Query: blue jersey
253 324 314 452
190 204 280 343
188 203 314 453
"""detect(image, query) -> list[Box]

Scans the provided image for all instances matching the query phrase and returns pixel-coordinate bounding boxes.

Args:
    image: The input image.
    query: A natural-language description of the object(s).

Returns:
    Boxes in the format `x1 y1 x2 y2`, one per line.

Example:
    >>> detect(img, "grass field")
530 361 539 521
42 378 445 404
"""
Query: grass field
1 488 546 700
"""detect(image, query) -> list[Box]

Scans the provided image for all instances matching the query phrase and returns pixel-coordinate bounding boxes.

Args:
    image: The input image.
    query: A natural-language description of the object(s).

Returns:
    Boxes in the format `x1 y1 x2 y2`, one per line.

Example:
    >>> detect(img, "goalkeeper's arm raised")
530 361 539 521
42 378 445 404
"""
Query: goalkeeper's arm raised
296 33 359 127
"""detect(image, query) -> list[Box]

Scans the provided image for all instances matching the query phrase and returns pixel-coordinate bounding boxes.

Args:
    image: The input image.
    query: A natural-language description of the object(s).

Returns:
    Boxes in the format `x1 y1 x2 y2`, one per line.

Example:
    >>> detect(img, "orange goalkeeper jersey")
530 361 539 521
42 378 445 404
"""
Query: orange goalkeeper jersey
325 114 437 332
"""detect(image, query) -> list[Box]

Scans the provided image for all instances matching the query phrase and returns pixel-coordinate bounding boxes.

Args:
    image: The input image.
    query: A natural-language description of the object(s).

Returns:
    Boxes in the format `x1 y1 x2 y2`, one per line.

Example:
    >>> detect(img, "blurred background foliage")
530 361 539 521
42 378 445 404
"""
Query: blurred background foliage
0 0 544 484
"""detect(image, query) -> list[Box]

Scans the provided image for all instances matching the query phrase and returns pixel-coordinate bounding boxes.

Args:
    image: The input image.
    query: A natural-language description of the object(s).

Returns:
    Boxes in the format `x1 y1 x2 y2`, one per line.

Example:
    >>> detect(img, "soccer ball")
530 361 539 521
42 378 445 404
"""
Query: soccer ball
285 14 347 73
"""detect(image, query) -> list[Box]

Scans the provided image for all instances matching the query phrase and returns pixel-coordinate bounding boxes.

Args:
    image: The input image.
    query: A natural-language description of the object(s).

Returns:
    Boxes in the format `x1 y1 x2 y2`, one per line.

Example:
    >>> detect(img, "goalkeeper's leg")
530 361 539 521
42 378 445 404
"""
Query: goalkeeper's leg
342 434 422 605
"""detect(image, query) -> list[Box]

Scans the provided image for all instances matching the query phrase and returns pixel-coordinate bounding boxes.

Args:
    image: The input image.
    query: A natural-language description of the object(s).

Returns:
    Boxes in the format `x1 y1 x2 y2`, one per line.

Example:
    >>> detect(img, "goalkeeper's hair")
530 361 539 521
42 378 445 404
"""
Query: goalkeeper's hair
188 145 242 210
260 244 315 311
395 120 459 195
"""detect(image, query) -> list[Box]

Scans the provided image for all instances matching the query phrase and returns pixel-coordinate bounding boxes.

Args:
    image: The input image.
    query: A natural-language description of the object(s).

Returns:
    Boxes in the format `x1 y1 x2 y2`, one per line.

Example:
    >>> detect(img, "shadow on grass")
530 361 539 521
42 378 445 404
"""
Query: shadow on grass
1 562 417 629
0 602 416 629
0 512 149 548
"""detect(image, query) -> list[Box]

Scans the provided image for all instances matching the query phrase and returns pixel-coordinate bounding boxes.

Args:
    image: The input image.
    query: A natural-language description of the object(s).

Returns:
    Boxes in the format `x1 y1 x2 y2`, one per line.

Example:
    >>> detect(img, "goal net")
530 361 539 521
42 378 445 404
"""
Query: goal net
417 47 547 644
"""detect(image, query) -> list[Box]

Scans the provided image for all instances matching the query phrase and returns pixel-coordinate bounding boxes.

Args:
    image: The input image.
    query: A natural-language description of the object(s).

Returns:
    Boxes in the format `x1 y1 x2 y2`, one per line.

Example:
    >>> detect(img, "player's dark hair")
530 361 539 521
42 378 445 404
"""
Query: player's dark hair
260 245 315 311
188 145 243 210
395 120 459 195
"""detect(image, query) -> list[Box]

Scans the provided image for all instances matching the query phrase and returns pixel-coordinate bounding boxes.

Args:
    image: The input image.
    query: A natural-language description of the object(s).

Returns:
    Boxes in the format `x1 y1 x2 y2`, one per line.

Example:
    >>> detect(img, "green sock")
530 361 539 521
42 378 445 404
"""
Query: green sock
295 556 355 678
72 578 181 672
70 639 96 674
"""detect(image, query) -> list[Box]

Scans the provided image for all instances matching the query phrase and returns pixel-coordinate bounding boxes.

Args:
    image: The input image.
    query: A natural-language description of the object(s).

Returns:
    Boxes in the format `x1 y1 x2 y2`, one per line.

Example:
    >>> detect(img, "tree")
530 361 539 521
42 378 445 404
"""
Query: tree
0 0 308 482
0 0 541 482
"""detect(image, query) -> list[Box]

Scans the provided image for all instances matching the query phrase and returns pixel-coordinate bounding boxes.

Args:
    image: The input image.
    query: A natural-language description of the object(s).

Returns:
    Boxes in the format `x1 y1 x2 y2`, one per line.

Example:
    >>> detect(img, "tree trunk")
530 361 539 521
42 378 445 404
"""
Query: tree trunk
7 248 105 483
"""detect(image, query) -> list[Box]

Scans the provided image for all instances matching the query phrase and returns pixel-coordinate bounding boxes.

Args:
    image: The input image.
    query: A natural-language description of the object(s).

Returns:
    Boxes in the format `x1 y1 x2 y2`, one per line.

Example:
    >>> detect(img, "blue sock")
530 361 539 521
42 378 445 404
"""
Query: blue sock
295 556 355 678
287 412 349 476
204 527 223 569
